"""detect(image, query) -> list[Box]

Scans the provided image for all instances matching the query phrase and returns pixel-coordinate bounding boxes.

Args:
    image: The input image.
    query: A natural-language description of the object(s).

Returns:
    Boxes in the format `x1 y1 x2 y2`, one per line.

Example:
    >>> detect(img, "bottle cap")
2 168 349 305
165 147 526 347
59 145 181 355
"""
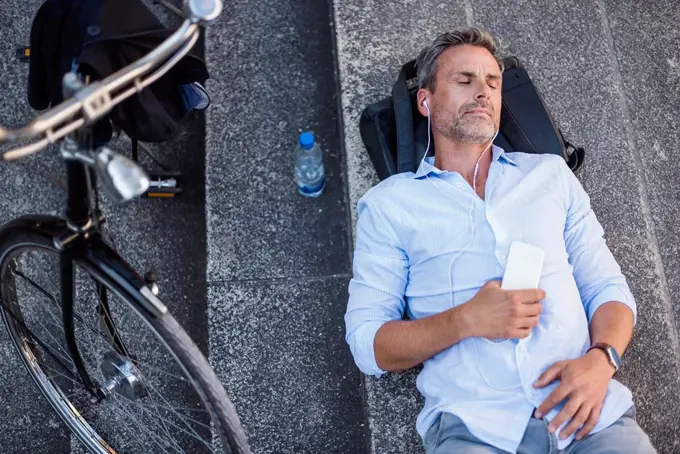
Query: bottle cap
299 132 315 150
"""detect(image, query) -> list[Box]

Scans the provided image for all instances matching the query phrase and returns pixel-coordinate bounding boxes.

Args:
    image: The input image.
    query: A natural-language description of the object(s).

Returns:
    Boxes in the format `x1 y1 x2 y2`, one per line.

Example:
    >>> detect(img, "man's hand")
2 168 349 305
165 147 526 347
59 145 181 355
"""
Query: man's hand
533 350 616 440
459 281 545 340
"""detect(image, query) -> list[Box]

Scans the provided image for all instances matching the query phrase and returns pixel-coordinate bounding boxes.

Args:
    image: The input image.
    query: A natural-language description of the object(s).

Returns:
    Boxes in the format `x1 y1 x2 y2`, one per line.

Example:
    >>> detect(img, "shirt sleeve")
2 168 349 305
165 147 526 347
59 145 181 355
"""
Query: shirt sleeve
345 190 409 377
560 161 637 325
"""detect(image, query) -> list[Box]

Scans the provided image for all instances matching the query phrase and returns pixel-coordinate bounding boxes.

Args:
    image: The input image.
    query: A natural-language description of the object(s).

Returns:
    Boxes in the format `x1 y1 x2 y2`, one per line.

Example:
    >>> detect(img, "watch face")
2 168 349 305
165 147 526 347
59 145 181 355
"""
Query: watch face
606 346 621 369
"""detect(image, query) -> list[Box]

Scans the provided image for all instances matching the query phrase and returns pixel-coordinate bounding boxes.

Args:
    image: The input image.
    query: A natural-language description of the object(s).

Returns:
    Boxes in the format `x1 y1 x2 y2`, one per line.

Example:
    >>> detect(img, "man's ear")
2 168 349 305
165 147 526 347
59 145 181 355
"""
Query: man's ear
416 89 431 117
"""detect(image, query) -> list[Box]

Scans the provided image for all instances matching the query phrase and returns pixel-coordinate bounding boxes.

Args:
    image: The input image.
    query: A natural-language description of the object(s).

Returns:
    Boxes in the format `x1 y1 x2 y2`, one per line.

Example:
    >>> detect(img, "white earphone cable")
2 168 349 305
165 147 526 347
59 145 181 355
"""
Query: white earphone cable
420 101 497 307
421 101 519 391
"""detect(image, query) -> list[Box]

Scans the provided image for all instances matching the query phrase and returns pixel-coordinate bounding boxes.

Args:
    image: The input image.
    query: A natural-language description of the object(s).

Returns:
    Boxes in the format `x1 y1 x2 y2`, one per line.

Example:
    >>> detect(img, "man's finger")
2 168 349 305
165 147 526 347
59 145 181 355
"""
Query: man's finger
514 327 532 339
547 400 580 434
534 381 569 418
510 288 546 303
527 302 543 316
575 405 602 441
483 280 502 289
517 303 542 318
518 315 540 329
534 362 564 389
559 404 591 440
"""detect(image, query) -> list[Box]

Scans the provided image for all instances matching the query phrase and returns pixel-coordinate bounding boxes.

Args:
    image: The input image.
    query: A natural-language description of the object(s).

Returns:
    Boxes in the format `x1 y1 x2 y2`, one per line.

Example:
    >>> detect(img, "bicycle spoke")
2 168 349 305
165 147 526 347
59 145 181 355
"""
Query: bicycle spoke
15 259 103 358
146 401 179 451
77 306 102 388
118 352 185 450
131 400 215 453
124 397 185 453
0 299 78 382
127 354 215 450
145 381 215 450
132 360 191 383
34 306 72 362
14 269 59 305
25 317 71 366
108 397 186 454
99 397 157 453
38 361 81 387
128 400 210 416
16 265 120 350
94 281 135 360
129 397 214 432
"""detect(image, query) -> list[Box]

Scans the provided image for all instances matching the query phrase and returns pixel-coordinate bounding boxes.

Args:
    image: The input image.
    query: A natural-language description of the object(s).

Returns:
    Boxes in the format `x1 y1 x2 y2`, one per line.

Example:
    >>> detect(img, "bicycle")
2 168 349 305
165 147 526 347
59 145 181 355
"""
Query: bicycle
0 1 250 452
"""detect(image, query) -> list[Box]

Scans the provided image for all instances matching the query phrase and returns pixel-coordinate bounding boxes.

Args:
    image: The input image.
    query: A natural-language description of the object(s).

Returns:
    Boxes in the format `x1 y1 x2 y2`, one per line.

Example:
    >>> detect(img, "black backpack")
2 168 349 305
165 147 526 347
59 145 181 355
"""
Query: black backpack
359 56 585 180
27 0 209 144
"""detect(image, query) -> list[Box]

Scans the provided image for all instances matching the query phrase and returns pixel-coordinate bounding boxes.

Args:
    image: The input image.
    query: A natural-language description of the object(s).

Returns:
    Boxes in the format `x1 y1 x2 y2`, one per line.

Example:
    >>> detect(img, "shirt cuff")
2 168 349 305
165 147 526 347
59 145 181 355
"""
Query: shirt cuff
586 286 637 326
346 320 389 378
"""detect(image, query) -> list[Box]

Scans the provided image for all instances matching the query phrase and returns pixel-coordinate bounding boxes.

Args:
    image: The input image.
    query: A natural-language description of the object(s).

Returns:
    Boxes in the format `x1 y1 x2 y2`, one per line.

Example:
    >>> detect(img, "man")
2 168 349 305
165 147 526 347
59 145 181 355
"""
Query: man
345 27 656 454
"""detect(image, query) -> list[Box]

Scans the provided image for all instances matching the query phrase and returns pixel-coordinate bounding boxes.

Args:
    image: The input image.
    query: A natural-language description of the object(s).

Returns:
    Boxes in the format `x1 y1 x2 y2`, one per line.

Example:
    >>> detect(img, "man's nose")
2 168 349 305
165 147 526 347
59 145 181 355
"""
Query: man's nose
474 83 492 101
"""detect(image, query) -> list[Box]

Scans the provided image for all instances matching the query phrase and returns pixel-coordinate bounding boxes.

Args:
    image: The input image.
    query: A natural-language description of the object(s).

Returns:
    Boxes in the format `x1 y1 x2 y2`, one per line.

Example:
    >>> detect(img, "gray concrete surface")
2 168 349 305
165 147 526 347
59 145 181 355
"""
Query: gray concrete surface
203 0 365 453
203 0 351 282
333 0 680 453
1 0 678 453
208 277 363 454
598 0 680 449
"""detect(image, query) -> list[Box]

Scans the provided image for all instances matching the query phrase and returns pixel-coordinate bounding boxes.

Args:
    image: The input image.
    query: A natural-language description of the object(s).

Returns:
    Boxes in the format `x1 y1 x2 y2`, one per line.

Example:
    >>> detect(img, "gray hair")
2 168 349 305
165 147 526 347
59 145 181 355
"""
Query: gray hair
416 28 504 92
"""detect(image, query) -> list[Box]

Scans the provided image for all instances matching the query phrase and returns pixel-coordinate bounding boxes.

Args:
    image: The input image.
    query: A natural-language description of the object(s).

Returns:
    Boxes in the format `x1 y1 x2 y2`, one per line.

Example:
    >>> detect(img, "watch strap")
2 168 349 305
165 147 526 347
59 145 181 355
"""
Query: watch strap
588 342 621 371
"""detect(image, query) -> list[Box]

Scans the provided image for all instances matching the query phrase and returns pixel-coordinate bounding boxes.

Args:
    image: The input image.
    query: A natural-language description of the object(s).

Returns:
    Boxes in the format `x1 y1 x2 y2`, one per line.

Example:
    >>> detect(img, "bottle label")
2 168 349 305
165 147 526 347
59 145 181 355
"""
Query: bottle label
298 177 326 194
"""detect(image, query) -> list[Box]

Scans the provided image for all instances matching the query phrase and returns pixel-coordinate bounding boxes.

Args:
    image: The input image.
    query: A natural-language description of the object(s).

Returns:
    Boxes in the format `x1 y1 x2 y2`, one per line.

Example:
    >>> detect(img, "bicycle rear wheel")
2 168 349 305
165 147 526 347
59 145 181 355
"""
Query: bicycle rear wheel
0 218 250 454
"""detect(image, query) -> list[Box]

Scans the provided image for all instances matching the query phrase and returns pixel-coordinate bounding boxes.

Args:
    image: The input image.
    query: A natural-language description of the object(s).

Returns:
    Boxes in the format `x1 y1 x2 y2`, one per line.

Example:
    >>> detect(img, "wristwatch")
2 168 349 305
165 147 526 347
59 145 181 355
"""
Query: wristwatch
587 342 621 372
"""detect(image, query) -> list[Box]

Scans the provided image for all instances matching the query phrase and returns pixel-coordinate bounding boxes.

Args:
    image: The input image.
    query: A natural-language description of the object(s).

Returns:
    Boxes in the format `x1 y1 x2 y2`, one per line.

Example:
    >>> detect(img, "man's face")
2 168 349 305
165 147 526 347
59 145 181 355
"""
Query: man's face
428 44 502 144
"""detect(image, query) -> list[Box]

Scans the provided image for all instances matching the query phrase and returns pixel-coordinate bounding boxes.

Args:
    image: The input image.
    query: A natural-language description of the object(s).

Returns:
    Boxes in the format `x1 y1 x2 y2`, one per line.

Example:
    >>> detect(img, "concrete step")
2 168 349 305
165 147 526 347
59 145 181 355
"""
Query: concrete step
203 0 366 453
332 0 680 453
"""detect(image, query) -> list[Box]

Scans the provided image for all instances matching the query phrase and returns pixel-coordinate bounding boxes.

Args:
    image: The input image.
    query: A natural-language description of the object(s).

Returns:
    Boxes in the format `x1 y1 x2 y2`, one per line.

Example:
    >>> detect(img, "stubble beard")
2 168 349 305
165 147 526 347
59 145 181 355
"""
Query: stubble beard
434 105 498 144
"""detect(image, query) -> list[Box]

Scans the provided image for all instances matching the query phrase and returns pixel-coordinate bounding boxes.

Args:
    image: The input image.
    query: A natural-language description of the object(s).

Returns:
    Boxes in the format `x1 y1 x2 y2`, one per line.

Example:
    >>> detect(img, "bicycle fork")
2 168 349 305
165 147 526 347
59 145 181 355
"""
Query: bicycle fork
59 249 107 401
59 247 140 403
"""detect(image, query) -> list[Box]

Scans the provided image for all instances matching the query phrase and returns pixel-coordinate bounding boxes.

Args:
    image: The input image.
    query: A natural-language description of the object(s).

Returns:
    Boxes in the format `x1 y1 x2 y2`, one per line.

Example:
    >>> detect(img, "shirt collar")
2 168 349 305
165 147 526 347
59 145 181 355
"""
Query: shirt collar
413 145 518 179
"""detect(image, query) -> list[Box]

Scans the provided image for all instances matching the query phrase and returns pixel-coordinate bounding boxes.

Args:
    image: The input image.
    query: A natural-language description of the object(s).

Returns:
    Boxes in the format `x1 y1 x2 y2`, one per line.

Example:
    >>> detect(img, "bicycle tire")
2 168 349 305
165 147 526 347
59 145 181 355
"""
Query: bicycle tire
0 216 250 454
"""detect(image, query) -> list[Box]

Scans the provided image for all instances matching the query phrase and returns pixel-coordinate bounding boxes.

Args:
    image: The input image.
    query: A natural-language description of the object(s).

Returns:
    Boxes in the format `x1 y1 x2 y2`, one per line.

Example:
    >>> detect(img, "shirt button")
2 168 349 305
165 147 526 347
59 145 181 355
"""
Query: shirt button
456 182 463 188
498 253 506 261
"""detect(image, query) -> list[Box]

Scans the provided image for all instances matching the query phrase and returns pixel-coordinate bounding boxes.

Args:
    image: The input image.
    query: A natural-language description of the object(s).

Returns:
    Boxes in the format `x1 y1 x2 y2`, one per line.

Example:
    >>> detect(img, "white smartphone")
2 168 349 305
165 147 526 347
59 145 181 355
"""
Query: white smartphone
501 241 545 290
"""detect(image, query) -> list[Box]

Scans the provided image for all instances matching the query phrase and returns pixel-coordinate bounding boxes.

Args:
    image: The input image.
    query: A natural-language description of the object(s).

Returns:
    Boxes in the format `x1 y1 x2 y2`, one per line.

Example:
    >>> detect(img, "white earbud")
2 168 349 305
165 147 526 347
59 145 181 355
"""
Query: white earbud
423 100 429 116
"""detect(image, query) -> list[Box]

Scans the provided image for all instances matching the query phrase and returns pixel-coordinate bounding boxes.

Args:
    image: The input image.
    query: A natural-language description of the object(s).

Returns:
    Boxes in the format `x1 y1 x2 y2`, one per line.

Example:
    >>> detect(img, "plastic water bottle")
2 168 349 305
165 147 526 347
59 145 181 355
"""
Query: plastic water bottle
294 132 325 197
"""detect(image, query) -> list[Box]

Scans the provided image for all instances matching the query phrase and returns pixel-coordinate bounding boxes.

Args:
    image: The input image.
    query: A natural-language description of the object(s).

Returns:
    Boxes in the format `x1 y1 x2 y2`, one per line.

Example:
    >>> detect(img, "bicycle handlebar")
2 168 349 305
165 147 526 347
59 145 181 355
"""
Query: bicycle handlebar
0 0 223 161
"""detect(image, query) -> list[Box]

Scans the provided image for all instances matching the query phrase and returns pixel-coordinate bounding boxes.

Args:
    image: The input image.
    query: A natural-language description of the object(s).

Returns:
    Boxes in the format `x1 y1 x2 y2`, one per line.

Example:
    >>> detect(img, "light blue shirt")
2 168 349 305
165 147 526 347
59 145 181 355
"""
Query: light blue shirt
345 146 636 453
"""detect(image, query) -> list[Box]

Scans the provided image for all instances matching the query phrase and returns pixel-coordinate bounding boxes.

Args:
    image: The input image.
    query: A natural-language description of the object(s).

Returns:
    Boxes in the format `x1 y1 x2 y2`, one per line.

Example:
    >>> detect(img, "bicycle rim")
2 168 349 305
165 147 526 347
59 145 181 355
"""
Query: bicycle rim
0 243 240 453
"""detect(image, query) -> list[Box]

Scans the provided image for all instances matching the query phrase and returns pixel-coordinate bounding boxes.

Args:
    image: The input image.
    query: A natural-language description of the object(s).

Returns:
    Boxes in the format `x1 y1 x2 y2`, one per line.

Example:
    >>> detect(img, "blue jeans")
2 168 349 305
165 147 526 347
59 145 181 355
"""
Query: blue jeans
424 406 656 453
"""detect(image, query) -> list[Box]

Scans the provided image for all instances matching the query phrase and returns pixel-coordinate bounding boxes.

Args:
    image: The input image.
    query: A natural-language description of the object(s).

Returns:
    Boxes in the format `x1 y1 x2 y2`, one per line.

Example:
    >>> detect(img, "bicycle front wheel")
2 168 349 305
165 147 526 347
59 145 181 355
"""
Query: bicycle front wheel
0 218 250 454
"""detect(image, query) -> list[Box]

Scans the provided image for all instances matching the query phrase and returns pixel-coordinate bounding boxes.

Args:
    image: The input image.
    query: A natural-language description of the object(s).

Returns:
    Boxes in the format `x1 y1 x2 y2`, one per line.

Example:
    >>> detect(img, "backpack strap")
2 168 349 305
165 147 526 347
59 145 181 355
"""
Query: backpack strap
392 60 418 174
565 141 585 171
558 129 586 172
